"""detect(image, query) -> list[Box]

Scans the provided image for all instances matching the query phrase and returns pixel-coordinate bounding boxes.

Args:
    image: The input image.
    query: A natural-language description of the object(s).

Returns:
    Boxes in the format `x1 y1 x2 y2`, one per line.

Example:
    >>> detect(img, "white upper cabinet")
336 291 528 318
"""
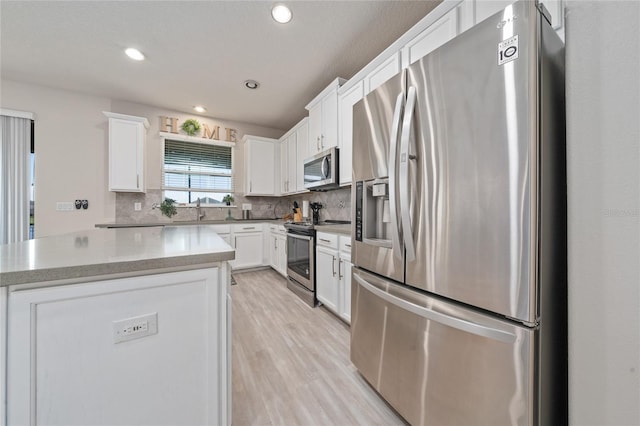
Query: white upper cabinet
338 80 364 186
294 118 309 193
287 134 297 193
243 135 278 196
475 0 563 31
279 117 309 195
402 6 459 68
279 136 289 194
364 51 402 95
104 112 149 193
306 78 346 155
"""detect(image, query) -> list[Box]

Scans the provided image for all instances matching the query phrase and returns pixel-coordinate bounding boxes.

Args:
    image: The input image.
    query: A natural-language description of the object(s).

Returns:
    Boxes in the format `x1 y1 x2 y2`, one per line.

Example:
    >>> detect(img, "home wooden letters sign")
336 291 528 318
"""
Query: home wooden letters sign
160 116 237 142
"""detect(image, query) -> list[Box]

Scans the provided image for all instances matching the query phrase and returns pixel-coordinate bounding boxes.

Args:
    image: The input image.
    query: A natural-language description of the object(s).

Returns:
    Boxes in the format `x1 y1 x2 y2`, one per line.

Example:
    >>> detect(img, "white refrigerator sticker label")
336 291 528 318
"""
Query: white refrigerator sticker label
498 35 519 65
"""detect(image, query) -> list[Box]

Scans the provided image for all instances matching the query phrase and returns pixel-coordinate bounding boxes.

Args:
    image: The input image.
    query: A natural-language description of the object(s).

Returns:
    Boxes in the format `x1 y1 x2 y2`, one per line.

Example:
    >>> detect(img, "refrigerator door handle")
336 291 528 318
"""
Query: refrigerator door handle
353 272 517 344
399 86 417 262
388 92 405 259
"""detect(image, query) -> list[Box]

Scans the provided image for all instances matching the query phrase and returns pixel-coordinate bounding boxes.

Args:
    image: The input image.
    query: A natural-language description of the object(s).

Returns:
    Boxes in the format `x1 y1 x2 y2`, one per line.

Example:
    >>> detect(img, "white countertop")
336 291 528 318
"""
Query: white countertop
0 225 234 286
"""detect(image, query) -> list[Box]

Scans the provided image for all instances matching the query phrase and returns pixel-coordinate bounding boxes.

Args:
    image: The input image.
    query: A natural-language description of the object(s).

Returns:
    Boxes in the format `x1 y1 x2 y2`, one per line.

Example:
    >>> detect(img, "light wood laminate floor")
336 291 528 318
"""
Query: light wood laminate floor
231 269 407 426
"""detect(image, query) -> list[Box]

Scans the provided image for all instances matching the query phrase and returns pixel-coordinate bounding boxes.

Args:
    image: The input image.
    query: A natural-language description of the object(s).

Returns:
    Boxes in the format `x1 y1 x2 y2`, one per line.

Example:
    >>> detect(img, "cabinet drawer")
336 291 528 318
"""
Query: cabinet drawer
316 232 338 249
233 224 262 234
339 236 352 254
269 224 286 234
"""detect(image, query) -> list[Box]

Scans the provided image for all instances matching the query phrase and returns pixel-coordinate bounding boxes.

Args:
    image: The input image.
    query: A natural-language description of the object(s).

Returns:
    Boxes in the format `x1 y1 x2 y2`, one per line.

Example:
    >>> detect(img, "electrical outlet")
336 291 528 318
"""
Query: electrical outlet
134 202 142 211
113 312 158 344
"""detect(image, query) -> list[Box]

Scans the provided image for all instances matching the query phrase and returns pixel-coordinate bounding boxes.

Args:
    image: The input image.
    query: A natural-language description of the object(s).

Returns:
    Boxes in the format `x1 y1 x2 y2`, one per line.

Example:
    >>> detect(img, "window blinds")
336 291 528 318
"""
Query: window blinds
163 139 233 194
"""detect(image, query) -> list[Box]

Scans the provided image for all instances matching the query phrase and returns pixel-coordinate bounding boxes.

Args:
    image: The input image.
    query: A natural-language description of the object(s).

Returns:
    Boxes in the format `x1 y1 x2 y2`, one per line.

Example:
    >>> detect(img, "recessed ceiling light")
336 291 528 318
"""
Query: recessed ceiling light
193 106 207 113
271 4 292 24
125 47 145 61
244 80 260 90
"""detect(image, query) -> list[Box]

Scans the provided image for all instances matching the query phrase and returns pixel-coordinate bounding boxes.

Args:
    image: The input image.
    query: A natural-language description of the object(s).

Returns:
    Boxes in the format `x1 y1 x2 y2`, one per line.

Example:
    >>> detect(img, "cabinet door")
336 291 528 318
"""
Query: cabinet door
232 233 263 270
339 253 352 324
338 81 364 186
475 0 563 32
365 52 401 95
316 246 339 312
109 118 145 192
7 268 227 426
321 89 339 150
246 139 276 195
308 102 323 154
402 7 458 67
276 234 287 276
287 134 297 193
0 287 6 426
280 139 288 194
295 121 309 192
269 234 279 269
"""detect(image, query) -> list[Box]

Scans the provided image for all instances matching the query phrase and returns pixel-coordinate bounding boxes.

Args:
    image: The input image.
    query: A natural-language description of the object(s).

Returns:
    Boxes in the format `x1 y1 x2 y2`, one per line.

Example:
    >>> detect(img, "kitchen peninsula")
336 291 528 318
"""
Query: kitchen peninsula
0 225 233 426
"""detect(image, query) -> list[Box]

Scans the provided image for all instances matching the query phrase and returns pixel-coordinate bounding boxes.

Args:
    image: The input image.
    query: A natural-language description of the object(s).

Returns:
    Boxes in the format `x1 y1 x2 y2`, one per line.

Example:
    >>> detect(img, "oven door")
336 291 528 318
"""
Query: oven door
286 232 314 291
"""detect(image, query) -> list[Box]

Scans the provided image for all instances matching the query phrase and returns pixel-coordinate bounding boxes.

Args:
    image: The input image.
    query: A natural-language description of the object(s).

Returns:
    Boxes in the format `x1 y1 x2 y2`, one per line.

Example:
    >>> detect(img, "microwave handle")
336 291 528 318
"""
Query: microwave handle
321 156 330 179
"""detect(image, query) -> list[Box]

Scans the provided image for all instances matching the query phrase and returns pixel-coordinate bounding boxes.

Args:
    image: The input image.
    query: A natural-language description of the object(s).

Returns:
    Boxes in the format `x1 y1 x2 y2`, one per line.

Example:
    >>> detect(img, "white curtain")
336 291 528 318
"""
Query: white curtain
0 115 31 244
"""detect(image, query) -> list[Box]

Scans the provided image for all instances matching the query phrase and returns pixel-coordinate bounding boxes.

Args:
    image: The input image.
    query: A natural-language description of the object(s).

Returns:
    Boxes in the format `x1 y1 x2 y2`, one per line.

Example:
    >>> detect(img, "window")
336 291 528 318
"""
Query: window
163 139 234 204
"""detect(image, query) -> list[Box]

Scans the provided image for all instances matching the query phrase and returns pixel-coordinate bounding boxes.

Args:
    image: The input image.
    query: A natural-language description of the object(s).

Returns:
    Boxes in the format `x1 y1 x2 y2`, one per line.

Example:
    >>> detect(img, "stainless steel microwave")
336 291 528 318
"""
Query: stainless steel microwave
303 147 339 191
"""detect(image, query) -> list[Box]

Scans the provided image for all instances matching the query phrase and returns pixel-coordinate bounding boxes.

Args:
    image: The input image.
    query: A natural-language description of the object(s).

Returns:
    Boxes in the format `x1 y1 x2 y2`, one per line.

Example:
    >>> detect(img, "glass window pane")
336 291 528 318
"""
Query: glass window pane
163 138 234 201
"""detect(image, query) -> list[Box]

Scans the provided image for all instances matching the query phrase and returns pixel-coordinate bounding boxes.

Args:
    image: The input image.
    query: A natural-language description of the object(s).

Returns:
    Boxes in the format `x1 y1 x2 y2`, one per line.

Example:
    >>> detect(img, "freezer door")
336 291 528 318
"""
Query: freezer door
404 0 541 323
351 268 536 426
352 72 405 283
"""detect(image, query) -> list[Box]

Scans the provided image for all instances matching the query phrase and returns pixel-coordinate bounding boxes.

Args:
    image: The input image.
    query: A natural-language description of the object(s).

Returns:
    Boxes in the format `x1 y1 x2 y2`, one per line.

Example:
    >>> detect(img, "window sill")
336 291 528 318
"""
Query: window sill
176 204 236 208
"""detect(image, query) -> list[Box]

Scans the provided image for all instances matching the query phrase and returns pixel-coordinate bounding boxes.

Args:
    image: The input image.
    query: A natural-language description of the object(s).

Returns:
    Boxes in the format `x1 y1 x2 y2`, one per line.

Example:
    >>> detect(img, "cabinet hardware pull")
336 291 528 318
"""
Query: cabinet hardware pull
243 227 255 230
345 244 351 248
338 258 343 279
319 238 331 243
250 181 252 192
136 174 139 188
332 256 336 276
321 134 325 148
316 136 320 151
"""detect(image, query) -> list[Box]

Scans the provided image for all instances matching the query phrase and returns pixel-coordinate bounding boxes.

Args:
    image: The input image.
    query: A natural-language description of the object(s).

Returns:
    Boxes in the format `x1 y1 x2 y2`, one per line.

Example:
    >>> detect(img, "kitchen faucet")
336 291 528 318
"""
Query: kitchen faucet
195 199 205 221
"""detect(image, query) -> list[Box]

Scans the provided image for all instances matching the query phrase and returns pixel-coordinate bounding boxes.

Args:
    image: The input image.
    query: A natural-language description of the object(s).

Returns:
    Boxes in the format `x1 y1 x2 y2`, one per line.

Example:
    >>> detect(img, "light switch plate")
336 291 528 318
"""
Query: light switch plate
56 202 74 211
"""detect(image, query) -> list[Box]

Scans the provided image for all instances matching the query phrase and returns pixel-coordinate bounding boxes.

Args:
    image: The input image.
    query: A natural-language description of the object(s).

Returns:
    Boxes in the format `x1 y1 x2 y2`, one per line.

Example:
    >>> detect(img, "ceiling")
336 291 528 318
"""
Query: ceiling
0 1 441 132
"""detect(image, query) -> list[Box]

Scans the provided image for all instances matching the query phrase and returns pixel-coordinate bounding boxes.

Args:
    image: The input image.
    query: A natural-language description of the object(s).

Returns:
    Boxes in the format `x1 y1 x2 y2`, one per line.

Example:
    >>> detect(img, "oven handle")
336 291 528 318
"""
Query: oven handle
287 233 312 242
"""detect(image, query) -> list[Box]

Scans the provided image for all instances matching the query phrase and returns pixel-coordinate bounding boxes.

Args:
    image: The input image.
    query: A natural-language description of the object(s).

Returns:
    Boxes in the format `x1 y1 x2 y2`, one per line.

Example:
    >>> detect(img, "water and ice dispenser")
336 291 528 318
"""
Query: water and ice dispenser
355 180 392 246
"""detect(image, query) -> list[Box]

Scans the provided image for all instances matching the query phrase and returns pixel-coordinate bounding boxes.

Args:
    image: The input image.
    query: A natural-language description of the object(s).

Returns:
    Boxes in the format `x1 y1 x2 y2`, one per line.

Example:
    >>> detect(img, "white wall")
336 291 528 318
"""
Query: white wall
1 80 114 237
0 81 284 237
110 100 284 193
566 2 640 424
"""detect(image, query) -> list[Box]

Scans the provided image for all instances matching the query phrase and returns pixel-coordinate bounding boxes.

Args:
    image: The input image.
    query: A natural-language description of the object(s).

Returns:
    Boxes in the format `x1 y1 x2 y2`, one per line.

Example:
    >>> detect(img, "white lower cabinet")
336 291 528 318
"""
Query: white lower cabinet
338 243 352 324
231 224 264 270
6 267 230 426
0 287 6 426
316 244 339 313
316 232 352 323
269 224 287 277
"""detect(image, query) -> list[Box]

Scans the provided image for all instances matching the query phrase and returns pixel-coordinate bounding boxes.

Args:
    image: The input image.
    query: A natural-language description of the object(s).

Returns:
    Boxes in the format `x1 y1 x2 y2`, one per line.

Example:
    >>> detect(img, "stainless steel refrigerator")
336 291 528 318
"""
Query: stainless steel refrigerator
350 1 566 425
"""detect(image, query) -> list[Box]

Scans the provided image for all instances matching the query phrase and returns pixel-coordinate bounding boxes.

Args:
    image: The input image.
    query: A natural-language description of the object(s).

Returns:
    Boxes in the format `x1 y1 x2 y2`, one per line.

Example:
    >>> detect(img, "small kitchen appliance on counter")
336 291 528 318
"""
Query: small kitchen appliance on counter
309 202 322 225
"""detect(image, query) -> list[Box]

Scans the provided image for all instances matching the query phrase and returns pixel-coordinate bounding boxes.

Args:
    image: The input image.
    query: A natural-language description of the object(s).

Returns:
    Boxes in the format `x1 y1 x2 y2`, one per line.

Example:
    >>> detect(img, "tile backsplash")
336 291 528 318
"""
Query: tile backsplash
115 187 351 223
